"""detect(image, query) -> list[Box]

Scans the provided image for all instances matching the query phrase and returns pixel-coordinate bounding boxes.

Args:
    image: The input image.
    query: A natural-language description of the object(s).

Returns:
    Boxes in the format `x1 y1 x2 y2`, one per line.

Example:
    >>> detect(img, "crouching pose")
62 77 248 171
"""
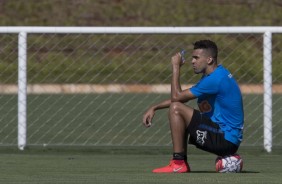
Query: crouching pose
142 40 244 173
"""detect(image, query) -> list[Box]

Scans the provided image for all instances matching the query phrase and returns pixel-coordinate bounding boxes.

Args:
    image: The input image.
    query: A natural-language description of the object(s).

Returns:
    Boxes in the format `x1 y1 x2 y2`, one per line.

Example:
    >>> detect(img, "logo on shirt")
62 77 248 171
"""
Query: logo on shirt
198 100 212 113
196 130 207 146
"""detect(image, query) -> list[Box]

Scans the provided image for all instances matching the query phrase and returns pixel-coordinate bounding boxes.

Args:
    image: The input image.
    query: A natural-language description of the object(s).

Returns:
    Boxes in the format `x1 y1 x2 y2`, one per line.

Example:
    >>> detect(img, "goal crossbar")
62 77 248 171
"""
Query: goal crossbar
0 26 275 152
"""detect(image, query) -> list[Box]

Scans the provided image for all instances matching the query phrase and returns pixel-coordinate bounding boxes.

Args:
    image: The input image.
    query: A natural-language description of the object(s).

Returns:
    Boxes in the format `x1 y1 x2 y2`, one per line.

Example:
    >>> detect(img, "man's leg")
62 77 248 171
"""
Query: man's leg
169 102 194 154
152 102 194 173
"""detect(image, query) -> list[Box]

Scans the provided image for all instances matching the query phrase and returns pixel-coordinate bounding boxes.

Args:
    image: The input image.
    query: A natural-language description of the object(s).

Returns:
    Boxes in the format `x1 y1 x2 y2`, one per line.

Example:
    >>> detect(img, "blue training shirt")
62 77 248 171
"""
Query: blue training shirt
190 65 244 146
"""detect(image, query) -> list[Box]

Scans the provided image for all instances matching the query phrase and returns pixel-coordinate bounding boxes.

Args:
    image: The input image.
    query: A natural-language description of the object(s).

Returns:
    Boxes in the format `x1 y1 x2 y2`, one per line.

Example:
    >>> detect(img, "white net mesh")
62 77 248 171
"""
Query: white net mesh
0 31 281 148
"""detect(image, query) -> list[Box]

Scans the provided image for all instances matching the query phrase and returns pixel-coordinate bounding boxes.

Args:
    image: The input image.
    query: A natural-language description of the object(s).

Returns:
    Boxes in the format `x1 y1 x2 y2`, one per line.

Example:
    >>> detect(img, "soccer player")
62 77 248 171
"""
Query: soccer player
142 40 244 173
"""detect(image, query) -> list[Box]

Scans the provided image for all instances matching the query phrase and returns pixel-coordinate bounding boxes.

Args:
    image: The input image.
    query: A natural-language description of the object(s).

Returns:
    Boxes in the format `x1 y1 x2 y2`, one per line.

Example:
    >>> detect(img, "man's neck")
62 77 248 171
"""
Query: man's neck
205 64 218 75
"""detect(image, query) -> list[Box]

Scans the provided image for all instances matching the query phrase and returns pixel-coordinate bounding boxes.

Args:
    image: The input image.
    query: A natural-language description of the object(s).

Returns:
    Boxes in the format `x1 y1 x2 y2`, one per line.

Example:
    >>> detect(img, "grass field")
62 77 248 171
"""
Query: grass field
0 93 282 183
1 94 282 146
1 1 282 182
0 147 281 184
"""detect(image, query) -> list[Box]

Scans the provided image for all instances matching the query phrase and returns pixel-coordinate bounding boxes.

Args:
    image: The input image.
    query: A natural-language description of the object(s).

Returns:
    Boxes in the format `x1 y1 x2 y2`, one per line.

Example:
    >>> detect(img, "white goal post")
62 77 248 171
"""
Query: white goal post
0 26 281 152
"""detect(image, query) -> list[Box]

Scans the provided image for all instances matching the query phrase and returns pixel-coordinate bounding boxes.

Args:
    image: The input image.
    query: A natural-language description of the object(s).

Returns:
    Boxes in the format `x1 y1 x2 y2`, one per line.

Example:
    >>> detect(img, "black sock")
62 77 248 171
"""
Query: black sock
173 152 187 160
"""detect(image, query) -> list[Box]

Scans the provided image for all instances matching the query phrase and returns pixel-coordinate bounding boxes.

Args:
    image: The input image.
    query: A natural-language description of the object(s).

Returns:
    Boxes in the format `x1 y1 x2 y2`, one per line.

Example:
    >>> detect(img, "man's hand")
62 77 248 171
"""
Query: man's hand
142 107 155 127
171 52 184 67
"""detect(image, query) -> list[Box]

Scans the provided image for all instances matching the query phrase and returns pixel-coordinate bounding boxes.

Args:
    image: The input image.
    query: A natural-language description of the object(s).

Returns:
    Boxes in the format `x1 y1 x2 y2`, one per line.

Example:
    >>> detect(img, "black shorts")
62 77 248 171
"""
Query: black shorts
187 110 238 156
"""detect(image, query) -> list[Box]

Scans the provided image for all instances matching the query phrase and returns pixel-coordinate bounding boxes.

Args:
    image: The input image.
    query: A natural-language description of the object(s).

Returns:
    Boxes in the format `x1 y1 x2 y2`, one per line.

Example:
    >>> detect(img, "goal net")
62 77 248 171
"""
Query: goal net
0 27 281 151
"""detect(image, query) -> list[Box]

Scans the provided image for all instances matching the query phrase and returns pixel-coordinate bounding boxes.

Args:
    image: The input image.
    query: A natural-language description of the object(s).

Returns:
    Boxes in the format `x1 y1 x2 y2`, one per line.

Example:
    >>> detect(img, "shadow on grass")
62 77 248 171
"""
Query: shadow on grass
190 171 259 173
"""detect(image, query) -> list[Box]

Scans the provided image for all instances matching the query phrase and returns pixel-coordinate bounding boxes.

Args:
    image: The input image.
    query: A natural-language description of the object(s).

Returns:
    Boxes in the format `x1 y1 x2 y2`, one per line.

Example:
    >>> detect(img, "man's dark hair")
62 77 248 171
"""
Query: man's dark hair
193 40 218 62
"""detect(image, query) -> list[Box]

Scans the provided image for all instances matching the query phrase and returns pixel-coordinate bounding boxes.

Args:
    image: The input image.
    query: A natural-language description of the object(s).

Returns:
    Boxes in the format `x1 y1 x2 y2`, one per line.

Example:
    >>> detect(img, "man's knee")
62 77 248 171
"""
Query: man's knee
169 102 184 115
169 102 194 122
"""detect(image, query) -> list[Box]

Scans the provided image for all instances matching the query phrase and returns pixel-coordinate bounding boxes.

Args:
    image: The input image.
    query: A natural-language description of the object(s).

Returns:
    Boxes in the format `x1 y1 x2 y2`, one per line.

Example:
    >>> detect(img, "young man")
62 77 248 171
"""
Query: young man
142 40 244 173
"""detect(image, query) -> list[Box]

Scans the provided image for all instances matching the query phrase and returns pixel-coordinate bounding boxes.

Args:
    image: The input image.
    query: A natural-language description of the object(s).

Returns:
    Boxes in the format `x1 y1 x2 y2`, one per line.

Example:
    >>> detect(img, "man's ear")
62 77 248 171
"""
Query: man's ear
207 57 213 64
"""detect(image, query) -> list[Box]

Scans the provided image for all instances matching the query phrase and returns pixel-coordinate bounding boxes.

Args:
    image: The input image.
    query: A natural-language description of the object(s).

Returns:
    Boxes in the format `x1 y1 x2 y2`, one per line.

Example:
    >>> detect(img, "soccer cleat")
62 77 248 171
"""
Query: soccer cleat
152 159 190 173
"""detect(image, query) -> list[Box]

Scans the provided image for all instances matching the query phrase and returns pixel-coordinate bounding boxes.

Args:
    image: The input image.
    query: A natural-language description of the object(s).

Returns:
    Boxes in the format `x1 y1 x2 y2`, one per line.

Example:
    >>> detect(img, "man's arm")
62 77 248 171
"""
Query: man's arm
142 99 171 127
171 53 196 102
143 52 196 128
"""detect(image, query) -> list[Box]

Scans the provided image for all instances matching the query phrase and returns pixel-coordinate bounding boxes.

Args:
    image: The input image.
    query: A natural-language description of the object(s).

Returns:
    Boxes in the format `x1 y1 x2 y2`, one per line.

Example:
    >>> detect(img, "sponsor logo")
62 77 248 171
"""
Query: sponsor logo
173 167 183 172
196 130 207 146
198 100 212 113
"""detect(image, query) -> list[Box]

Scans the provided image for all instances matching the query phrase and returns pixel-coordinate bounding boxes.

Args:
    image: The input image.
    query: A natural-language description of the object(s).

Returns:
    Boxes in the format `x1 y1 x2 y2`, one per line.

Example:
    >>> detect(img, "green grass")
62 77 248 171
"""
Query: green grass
0 147 281 184
0 1 281 182
1 94 282 147
0 93 281 183
1 0 282 27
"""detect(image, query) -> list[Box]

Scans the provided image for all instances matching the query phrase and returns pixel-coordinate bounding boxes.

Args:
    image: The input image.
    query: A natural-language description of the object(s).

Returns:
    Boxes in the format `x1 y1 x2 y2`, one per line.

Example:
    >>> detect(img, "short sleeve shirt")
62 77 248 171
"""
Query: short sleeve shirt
190 65 244 145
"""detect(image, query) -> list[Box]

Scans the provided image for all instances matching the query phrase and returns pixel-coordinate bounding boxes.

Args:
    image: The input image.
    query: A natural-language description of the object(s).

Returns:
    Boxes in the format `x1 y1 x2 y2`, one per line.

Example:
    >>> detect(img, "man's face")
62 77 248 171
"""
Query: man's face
191 49 211 74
